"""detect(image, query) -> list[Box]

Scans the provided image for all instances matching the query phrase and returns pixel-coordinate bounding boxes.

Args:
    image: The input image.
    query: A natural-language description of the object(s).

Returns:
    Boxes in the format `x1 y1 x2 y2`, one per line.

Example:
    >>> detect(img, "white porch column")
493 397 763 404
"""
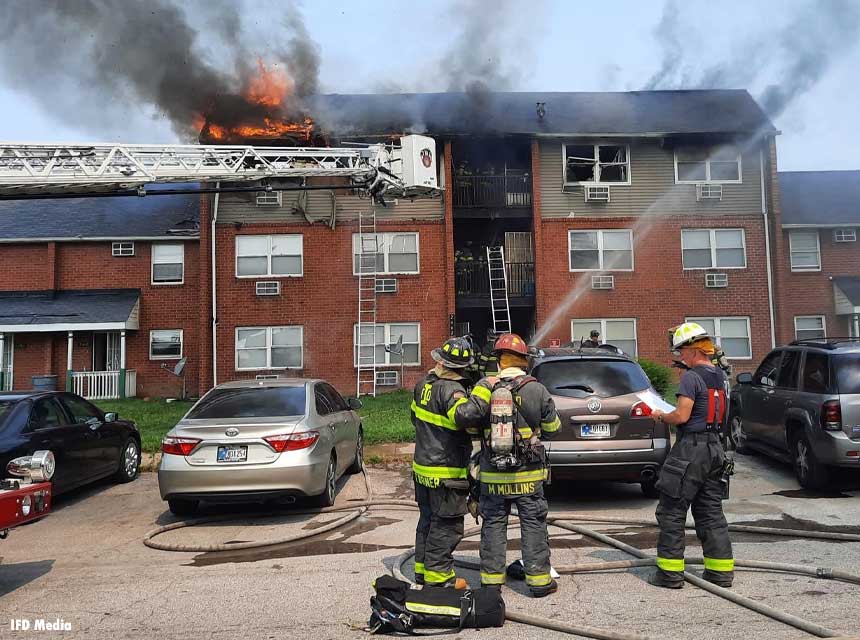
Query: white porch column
66 331 73 392
0 332 5 391
854 314 860 339
119 330 127 399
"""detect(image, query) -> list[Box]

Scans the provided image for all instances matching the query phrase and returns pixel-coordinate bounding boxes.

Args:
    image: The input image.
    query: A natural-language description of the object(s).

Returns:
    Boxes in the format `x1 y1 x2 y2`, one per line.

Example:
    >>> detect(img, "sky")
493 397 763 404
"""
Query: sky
0 0 857 171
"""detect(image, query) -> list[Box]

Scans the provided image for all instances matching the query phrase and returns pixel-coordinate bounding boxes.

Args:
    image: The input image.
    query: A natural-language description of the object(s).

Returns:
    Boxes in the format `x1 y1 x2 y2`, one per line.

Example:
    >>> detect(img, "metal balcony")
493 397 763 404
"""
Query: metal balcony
452 175 532 208
455 261 535 306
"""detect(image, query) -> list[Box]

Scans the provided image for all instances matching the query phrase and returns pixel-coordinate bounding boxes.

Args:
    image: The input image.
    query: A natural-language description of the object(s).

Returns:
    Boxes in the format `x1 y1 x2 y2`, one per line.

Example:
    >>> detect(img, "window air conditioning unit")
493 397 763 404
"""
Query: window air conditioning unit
696 183 723 201
256 281 281 296
256 190 282 206
376 278 397 293
376 370 399 387
584 185 610 202
112 241 135 257
255 374 279 380
592 275 615 290
705 273 729 288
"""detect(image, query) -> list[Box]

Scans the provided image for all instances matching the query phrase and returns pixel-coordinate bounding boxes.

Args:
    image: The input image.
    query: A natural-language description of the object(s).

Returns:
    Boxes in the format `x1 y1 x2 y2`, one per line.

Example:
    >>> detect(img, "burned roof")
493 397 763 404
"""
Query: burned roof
0 289 140 330
0 183 200 241
311 90 776 137
778 171 860 227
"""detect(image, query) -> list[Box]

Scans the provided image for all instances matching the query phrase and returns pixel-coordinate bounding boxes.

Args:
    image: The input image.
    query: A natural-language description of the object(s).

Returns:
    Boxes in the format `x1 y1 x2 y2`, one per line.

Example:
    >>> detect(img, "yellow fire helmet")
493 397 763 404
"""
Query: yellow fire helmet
670 322 712 351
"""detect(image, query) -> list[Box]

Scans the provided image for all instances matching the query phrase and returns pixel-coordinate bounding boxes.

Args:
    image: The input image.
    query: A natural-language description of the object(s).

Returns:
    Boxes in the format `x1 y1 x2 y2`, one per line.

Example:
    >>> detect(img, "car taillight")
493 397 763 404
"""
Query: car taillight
161 436 200 456
822 400 842 431
265 431 320 453
631 401 653 418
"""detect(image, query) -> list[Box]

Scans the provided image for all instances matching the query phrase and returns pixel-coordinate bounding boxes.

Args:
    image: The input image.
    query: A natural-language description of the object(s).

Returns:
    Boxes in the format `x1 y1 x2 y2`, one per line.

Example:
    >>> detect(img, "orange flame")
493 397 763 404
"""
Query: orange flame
245 59 292 108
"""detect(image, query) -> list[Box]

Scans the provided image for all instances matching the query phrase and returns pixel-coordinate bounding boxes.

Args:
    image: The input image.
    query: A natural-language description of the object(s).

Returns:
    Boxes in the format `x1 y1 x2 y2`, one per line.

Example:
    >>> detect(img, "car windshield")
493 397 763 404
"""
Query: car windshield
834 354 860 395
533 359 651 398
186 387 306 419
0 399 19 425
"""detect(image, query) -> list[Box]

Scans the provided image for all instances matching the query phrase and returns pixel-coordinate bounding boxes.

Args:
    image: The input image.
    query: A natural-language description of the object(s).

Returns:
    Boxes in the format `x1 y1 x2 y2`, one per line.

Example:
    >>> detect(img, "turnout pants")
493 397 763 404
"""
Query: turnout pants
479 485 552 589
655 432 734 586
414 481 467 586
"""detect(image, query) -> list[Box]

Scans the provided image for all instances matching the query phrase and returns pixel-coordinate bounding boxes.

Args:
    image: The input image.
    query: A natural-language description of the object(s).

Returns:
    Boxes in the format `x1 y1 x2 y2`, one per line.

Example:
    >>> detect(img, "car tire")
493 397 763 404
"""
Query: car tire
346 427 364 475
730 415 751 454
168 498 199 517
641 478 659 499
311 454 337 508
793 434 830 490
113 438 140 483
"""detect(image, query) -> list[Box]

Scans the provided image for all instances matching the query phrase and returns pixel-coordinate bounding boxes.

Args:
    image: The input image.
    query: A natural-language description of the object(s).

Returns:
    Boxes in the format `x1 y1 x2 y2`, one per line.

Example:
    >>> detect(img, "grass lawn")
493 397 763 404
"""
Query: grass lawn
95 398 194 454
358 390 414 445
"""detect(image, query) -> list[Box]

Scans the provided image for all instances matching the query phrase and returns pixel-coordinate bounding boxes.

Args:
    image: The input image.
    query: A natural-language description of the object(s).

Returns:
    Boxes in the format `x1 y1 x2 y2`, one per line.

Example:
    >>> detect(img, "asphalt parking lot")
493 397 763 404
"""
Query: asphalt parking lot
2 452 859 640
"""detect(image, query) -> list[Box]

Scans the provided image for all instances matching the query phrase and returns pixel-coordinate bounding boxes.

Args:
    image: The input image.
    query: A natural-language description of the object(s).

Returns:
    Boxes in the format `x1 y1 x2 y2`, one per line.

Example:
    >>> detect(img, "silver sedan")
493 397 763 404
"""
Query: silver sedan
157 379 363 515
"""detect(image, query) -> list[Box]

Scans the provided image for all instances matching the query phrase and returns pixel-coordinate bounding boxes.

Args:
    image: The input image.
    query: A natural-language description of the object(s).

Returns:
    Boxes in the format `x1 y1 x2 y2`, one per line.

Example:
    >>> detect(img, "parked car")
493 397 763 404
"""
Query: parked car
530 347 670 497
158 379 364 515
0 391 141 495
730 338 860 489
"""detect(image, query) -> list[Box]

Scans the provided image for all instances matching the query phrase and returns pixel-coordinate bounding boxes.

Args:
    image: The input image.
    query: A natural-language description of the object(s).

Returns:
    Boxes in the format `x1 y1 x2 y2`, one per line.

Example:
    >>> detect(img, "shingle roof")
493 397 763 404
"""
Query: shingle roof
0 183 199 241
778 171 860 227
0 289 140 327
311 90 776 137
833 277 860 305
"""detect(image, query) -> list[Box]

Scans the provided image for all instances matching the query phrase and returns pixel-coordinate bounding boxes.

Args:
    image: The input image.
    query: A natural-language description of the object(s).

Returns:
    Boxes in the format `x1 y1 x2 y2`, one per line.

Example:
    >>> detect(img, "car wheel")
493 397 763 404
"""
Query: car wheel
168 498 199 516
113 438 140 483
793 434 830 490
346 427 364 475
641 477 659 499
311 454 337 507
730 415 751 454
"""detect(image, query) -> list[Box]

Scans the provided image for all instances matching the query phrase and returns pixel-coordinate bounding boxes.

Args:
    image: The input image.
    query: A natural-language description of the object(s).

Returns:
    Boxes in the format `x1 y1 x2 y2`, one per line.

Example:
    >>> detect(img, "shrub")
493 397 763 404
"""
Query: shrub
638 358 674 397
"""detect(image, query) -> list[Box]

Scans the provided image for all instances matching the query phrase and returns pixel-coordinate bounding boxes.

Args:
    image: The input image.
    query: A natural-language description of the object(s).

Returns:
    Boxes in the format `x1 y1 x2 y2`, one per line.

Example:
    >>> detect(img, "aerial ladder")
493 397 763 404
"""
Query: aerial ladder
0 135 441 397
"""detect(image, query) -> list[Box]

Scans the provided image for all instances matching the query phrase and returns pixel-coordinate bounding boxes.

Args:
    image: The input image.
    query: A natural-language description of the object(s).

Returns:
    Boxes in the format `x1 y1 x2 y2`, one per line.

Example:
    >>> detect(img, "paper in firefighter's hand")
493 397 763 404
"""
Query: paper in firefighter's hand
637 389 676 414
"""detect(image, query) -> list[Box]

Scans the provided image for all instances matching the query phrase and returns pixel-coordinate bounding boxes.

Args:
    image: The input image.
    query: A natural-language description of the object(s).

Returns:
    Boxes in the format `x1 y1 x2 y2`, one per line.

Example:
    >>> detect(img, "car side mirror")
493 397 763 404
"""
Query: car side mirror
104 412 117 423
347 397 363 410
736 372 753 385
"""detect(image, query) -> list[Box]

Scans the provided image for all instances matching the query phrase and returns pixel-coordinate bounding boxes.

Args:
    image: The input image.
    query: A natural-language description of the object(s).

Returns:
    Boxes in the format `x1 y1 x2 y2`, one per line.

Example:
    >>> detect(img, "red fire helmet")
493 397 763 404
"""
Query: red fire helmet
493 333 529 356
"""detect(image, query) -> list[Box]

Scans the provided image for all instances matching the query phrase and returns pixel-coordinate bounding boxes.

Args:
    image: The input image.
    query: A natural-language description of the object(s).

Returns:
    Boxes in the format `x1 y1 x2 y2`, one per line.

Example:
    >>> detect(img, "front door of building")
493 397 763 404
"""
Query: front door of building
93 332 121 371
1 336 12 391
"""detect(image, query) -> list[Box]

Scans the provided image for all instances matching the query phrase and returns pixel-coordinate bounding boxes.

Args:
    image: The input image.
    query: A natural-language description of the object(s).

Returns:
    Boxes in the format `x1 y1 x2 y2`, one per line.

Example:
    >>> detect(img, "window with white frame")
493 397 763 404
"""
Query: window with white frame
236 326 303 370
834 228 856 243
150 330 183 360
569 230 633 271
236 235 303 277
352 232 419 275
571 319 637 356
112 242 134 257
789 230 821 271
675 145 741 183
681 229 746 269
686 317 751 359
353 323 420 366
795 316 826 341
563 144 630 185
151 244 184 284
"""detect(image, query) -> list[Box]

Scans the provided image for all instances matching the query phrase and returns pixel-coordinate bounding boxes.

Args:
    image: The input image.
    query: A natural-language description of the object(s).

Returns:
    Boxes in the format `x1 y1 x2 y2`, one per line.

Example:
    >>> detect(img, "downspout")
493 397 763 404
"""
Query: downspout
211 184 220 387
760 148 777 349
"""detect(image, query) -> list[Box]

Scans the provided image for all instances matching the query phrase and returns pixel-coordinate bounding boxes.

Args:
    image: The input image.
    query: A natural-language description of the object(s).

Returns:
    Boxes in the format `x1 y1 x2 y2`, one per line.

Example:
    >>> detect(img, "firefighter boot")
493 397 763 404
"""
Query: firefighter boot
530 579 559 598
648 571 684 589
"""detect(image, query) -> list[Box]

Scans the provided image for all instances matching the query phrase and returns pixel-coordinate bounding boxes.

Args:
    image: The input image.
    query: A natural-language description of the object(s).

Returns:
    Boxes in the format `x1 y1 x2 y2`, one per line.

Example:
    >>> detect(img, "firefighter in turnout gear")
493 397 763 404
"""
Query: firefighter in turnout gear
411 337 475 589
649 322 735 589
454 333 562 597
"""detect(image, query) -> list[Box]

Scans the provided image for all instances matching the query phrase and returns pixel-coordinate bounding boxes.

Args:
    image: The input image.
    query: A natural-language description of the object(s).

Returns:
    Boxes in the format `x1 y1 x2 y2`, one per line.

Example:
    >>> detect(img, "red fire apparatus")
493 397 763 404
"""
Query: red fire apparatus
0 451 54 540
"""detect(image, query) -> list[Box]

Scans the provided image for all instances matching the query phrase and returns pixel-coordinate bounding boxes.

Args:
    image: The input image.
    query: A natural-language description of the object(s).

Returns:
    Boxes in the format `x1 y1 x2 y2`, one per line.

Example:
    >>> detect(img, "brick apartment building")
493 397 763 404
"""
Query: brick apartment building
1 90 856 400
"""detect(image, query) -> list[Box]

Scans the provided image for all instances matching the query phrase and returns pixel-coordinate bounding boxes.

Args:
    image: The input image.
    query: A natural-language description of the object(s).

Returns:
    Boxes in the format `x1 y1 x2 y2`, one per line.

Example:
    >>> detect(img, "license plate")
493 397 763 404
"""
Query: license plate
217 445 248 462
580 423 611 438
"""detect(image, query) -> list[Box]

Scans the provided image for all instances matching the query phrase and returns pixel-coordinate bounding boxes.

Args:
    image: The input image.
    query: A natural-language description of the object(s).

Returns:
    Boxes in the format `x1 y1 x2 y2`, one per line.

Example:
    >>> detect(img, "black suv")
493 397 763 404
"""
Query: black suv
730 339 860 489
530 347 670 497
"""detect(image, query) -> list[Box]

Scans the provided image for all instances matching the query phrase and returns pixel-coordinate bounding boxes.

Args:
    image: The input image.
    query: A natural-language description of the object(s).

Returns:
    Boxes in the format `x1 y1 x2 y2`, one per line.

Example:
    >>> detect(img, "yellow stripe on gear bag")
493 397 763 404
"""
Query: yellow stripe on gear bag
656 556 685 572
447 396 468 422
481 468 548 484
412 461 468 479
703 557 735 572
525 573 552 587
411 401 458 431
518 427 533 439
471 385 492 403
423 569 456 584
480 572 506 585
405 602 462 617
541 416 561 432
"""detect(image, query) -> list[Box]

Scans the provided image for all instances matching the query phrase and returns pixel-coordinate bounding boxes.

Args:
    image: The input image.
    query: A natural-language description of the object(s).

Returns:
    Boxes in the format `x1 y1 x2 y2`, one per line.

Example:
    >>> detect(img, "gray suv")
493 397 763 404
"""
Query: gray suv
730 339 860 489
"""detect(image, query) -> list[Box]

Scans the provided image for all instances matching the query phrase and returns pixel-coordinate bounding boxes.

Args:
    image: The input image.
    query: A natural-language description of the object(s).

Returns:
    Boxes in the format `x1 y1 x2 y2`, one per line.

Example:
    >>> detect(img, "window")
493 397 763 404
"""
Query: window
834 228 856 243
353 323 420 366
187 386 307 419
150 330 183 360
571 319 637 356
256 190 282 206
318 382 347 412
236 326 303 370
60 394 103 424
563 144 630 184
30 398 67 430
533 359 650 399
802 352 832 394
687 317 751 359
754 351 782 387
151 243 184 284
794 316 826 341
681 229 746 269
112 242 134 257
352 232 419 275
236 235 303 277
675 145 741 183
569 230 633 271
776 350 801 390
789 230 821 271
315 388 333 416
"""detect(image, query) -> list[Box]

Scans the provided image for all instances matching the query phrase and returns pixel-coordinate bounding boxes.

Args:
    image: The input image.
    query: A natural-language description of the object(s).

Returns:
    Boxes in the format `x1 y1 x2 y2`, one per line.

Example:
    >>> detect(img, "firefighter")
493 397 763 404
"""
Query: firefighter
411 336 475 589
649 322 734 589
582 329 601 348
454 333 562 597
475 330 500 376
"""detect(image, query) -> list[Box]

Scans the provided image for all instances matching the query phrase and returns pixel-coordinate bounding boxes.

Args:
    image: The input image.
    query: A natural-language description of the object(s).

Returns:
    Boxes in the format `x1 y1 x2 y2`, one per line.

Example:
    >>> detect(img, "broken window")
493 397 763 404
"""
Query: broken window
564 144 629 184
676 145 741 183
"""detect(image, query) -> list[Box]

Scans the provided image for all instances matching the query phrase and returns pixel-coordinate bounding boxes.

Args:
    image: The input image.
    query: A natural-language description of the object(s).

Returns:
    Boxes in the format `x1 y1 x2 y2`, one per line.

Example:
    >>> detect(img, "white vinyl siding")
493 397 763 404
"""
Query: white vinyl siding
789 230 821 271
151 244 184 284
571 319 637 356
569 230 633 271
236 326 303 370
353 322 420 366
236 234 303 277
794 316 826 341
674 145 742 183
352 232 419 275
149 330 183 360
681 229 746 269
687 317 752 359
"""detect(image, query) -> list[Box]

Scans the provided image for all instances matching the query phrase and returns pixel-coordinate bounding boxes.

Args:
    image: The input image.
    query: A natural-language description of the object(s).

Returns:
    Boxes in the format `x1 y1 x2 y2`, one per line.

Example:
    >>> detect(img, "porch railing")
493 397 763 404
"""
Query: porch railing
71 370 136 400
453 175 532 208
455 262 535 297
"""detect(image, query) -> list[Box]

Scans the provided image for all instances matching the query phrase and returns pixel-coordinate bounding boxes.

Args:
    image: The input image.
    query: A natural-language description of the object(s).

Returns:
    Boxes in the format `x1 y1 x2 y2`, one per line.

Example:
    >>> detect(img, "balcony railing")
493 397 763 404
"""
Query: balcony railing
453 175 532 208
71 370 136 400
455 262 535 297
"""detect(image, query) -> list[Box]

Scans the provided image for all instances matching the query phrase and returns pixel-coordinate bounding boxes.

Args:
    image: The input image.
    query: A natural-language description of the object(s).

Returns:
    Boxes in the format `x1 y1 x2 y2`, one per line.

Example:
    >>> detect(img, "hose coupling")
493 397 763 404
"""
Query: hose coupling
816 567 833 579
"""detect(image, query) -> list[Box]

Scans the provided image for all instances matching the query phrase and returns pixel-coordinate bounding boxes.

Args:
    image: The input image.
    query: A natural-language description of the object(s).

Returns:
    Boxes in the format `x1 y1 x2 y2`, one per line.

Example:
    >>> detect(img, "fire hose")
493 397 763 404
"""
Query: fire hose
143 470 860 639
